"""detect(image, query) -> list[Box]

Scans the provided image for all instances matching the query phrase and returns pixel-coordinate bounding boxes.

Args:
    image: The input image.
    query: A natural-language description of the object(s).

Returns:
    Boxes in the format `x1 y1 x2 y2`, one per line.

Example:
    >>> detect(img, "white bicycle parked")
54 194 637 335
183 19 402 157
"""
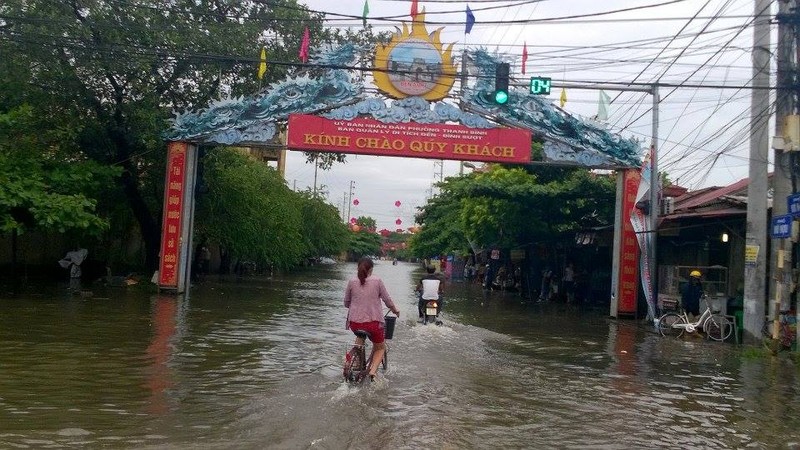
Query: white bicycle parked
657 295 733 342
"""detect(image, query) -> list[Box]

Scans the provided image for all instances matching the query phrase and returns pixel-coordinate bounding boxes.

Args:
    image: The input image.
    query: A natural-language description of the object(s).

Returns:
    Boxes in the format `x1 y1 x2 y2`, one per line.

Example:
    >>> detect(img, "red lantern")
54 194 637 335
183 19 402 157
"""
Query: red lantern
353 199 359 206
350 217 357 224
380 229 391 237
395 200 401 207
395 218 402 225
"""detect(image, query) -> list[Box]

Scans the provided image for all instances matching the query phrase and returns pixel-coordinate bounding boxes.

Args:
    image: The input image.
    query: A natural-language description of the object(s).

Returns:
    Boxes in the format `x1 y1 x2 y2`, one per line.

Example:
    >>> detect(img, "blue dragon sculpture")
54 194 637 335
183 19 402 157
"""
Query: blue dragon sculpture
464 49 642 168
165 43 641 169
166 43 366 145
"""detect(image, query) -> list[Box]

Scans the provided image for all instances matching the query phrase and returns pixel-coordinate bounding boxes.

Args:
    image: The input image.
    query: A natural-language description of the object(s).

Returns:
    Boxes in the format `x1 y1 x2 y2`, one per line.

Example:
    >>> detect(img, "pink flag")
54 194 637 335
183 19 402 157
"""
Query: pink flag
410 0 418 19
522 42 528 75
299 27 310 63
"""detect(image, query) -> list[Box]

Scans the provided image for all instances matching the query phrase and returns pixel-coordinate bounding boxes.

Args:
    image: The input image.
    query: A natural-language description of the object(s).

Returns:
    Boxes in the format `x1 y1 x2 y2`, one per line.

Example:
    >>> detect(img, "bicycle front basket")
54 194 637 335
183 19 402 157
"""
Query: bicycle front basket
384 314 396 340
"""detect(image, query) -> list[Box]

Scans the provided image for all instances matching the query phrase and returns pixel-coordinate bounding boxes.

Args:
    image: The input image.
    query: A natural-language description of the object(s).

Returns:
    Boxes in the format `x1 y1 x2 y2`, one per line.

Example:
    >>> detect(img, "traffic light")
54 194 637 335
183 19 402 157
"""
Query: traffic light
494 62 510 105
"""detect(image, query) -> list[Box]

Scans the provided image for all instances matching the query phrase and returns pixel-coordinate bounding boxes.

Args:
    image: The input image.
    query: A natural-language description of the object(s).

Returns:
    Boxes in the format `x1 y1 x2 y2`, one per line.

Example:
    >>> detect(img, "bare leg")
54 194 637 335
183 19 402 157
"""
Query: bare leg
368 342 386 376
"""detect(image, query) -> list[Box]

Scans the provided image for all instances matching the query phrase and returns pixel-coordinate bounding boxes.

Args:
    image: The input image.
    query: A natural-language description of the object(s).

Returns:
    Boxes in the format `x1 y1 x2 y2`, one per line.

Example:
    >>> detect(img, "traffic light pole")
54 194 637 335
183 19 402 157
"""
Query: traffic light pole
511 80 653 94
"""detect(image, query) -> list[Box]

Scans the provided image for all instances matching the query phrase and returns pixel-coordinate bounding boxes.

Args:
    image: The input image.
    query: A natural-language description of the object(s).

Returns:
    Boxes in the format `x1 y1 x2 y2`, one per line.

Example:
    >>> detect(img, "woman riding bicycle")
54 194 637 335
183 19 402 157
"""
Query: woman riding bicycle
344 257 400 381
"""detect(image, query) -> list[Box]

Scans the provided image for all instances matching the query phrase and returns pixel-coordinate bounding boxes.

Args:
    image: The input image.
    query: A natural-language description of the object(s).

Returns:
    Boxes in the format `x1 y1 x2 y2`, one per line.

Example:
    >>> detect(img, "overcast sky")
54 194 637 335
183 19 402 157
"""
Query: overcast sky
281 0 771 231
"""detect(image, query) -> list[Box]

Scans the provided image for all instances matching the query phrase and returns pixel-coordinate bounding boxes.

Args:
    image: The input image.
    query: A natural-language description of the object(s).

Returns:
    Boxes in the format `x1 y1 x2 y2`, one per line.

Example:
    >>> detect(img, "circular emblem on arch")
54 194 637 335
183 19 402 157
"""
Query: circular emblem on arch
373 13 456 101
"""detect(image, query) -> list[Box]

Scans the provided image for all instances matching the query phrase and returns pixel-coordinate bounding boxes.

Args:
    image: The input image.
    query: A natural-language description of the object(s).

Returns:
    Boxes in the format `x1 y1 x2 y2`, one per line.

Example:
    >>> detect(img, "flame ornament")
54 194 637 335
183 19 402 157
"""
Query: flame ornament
373 12 456 101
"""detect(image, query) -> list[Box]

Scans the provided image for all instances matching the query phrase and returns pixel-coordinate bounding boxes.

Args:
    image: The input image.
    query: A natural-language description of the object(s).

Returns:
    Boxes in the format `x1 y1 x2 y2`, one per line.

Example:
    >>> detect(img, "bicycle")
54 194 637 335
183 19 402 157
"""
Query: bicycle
342 312 395 383
657 296 733 342
762 310 797 351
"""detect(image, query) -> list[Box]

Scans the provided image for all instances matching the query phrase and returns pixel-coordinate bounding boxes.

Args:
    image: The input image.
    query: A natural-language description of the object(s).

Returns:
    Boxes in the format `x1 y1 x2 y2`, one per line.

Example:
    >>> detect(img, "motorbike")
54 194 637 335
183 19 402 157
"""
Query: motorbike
422 298 442 325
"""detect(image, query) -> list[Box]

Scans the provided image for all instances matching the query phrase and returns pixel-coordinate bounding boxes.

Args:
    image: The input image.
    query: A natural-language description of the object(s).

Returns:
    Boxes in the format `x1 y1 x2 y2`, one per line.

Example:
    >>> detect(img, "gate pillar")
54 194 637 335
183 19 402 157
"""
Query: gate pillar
158 141 199 293
610 169 640 318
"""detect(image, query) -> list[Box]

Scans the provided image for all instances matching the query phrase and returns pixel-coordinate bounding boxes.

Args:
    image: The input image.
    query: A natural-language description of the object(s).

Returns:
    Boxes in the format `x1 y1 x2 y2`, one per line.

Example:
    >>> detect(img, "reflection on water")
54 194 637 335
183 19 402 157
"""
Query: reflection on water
144 295 179 416
0 262 799 448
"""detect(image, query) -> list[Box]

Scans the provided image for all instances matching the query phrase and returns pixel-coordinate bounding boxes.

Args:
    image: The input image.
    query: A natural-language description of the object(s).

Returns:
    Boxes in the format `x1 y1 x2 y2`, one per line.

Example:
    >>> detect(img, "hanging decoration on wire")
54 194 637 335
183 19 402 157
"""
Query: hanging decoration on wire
353 199 359 206
395 218 402 225
350 217 357 224
395 200 401 207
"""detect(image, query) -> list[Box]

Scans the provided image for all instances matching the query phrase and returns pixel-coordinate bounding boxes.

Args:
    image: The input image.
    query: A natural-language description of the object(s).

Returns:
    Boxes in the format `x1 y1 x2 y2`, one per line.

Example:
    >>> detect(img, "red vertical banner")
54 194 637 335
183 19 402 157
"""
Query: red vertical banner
618 169 640 315
158 142 187 288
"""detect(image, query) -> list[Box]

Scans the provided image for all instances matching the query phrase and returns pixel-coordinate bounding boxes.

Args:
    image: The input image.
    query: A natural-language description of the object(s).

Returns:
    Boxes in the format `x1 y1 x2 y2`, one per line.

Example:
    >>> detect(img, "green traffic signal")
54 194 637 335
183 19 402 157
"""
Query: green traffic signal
494 62 510 105
494 90 509 104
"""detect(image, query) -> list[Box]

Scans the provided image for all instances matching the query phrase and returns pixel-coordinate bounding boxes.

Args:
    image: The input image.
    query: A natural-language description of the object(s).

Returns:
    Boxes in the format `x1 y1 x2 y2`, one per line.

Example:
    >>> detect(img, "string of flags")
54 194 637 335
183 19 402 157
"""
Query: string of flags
252 1 612 118
521 42 528 75
465 5 475 34
298 26 310 63
257 47 266 80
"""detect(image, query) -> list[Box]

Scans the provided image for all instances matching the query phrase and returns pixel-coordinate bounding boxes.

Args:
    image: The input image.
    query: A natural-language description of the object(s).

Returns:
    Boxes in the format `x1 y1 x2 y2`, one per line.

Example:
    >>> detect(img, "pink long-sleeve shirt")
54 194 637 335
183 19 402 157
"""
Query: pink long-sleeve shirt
344 276 397 326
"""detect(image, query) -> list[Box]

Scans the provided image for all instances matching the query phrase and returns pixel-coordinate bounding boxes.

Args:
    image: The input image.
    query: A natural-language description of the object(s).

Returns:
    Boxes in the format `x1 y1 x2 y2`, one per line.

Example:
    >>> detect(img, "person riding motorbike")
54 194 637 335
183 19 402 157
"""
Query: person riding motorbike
416 265 444 320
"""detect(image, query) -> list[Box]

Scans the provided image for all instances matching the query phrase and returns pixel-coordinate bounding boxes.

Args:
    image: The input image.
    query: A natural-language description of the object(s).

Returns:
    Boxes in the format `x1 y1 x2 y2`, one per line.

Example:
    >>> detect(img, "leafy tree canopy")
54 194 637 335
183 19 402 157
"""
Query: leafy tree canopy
410 164 616 257
346 216 381 258
0 0 333 268
295 191 350 258
0 105 120 235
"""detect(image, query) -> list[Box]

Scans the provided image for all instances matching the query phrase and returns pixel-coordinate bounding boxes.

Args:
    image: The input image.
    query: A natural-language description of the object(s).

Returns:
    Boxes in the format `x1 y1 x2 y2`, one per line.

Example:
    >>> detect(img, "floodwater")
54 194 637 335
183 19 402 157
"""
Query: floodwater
1 262 799 449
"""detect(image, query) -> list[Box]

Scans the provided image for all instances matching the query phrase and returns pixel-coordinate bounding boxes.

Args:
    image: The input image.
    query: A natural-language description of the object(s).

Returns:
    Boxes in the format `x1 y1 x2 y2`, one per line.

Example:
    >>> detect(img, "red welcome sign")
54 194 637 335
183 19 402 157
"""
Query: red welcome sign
158 142 187 288
287 114 532 164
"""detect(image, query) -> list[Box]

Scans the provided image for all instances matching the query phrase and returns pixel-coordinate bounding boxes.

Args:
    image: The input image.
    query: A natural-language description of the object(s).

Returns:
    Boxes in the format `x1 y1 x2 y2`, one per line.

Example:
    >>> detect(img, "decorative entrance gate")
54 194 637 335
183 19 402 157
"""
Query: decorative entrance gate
162 13 644 317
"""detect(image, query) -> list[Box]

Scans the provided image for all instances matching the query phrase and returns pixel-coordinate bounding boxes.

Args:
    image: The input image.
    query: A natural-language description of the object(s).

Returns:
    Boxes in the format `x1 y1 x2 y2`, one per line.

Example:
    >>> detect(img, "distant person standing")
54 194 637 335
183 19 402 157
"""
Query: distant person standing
563 263 575 303
476 263 486 286
200 246 211 276
538 267 553 302
58 246 88 293
681 270 704 318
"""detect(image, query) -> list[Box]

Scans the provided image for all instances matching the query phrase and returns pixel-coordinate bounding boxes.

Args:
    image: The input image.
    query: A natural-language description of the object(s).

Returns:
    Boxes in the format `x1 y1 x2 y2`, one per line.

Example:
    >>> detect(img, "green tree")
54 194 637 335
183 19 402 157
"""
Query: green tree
195 149 350 270
0 106 119 235
410 165 616 257
196 149 303 269
296 191 350 258
355 216 377 231
347 216 381 259
0 0 324 269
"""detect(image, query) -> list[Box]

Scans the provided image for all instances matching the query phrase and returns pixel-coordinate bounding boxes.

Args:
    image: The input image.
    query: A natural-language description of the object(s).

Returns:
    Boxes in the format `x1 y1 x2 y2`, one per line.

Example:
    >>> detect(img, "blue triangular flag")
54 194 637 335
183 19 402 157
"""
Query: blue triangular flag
465 5 475 34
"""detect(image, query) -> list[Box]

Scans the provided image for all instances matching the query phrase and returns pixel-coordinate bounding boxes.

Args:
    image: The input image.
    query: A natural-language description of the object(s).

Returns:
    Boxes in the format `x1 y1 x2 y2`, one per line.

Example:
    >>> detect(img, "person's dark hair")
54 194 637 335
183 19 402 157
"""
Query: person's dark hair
426 265 435 274
357 257 374 285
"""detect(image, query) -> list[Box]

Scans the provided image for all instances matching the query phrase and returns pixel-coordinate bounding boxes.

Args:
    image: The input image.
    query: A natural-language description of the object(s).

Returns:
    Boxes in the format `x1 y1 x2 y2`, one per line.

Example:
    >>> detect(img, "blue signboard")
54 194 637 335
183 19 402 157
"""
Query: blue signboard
771 214 793 239
788 193 800 217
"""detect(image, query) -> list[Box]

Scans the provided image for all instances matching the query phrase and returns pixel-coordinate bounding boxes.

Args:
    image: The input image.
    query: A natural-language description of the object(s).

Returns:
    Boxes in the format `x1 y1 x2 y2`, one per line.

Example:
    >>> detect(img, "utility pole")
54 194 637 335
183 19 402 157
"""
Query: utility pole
346 180 355 222
312 154 319 197
743 0 772 343
649 84 660 322
341 192 347 222
459 49 468 175
772 0 799 341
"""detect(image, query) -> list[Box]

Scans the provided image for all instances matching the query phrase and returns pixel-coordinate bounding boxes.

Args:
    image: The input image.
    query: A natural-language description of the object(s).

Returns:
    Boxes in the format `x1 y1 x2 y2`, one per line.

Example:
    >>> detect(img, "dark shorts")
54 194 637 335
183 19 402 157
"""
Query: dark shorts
349 321 385 344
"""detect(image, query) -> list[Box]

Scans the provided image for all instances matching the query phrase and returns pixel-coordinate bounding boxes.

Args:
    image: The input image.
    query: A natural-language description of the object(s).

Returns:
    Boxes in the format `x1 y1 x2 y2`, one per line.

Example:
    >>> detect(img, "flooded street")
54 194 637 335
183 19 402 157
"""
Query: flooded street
1 261 799 448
